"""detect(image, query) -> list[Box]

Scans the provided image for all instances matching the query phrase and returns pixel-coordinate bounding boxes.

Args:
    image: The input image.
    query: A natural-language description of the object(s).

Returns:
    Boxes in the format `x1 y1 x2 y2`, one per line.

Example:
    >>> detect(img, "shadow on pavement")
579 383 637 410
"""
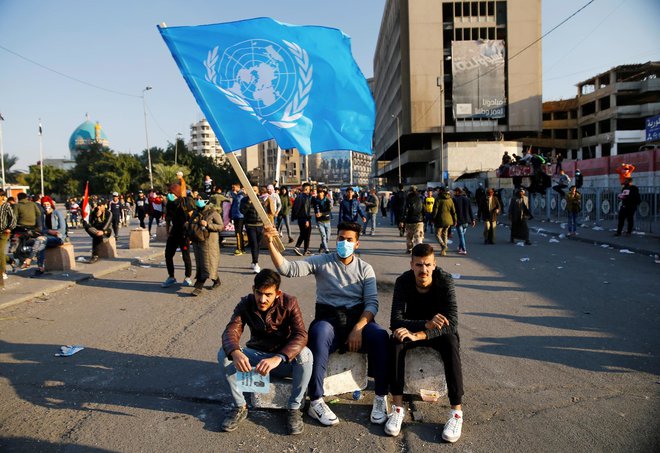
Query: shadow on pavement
0 340 227 434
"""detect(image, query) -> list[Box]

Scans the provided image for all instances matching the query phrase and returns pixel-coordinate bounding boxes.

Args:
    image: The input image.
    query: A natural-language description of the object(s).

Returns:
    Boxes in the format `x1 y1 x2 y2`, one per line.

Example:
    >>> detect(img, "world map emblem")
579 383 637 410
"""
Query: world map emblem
204 39 313 129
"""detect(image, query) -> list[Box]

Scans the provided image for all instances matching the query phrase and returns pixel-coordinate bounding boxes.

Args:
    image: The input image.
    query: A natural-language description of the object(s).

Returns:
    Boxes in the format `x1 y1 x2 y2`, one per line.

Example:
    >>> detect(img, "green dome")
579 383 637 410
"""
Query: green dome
69 119 109 153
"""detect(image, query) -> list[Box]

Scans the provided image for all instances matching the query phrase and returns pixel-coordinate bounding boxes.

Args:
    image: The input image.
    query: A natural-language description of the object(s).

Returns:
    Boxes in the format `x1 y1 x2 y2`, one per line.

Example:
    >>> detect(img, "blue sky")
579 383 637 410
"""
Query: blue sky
1 0 658 172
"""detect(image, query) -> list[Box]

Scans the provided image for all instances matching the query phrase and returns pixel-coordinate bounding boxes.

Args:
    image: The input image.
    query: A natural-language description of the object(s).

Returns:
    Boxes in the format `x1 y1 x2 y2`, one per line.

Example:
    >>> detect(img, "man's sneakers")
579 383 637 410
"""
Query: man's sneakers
442 409 463 443
251 263 261 274
233 249 244 256
307 398 339 426
182 277 194 287
221 405 248 432
287 408 304 435
370 395 388 424
384 405 405 436
161 277 177 288
293 247 303 256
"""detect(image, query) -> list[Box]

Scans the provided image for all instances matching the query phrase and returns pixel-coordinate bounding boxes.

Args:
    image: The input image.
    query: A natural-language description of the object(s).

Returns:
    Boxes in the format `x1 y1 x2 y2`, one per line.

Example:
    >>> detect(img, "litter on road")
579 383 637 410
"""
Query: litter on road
55 345 84 357
619 249 635 254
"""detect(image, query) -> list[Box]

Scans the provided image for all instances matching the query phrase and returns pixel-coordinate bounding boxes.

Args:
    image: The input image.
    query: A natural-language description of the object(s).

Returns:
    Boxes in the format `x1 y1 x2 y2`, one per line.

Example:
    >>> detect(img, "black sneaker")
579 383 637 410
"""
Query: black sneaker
221 405 248 432
209 279 221 290
287 408 304 435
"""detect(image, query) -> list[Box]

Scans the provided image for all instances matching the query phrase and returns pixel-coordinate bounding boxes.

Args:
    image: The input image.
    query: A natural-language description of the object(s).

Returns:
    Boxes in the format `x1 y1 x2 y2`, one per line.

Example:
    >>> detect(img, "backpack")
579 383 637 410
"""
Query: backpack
187 212 209 243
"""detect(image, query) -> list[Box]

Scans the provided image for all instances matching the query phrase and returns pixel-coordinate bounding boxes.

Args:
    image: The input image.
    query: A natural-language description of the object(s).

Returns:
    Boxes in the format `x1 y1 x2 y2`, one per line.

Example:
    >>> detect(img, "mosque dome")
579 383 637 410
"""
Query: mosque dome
69 116 109 158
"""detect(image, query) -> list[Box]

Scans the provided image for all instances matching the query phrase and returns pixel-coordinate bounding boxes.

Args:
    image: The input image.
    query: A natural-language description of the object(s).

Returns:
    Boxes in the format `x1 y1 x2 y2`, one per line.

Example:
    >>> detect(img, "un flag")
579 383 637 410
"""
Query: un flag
159 18 375 155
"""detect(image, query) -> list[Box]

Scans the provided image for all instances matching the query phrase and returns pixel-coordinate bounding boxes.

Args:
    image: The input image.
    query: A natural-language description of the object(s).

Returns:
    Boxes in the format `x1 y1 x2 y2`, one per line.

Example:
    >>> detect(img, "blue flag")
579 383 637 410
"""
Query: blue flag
159 18 375 155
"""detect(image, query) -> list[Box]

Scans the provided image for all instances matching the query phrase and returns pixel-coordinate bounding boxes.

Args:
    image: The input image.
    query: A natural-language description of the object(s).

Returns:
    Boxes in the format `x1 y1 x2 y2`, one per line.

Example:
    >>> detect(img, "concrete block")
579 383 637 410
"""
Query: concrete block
403 347 448 397
156 225 168 242
97 236 117 259
323 352 368 396
129 229 150 249
249 377 294 409
44 242 76 271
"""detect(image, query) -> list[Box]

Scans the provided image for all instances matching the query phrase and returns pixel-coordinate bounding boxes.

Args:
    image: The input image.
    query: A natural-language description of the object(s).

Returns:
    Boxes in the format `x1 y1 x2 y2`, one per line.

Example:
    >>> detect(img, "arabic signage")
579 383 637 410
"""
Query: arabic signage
451 40 506 119
646 114 660 142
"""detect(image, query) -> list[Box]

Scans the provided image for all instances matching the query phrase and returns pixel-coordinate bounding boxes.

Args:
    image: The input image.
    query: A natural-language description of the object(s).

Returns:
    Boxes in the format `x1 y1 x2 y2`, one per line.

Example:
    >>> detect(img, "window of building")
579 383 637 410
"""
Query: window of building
487 1 495 16
555 111 568 120
542 112 551 121
455 2 462 17
496 1 506 25
555 129 568 139
471 2 478 16
599 96 611 110
443 2 453 21
599 119 611 134
581 101 596 117
479 1 487 16
601 143 611 157
463 2 470 16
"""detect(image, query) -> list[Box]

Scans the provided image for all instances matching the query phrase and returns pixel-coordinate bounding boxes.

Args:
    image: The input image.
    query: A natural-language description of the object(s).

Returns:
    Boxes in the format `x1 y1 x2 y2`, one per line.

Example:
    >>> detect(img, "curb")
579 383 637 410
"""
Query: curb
0 249 164 311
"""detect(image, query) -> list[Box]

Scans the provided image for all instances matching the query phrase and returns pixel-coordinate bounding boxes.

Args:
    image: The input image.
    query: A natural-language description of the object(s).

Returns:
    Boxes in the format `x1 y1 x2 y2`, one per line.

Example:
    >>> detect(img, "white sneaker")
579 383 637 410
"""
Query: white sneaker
252 263 261 274
442 410 463 443
182 277 194 287
384 405 404 436
307 399 339 426
370 395 388 424
2 273 7 280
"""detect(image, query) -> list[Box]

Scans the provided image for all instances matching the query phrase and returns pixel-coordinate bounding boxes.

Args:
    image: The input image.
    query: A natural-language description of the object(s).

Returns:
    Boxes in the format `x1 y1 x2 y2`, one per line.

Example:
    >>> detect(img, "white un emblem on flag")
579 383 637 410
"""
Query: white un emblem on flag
204 39 313 129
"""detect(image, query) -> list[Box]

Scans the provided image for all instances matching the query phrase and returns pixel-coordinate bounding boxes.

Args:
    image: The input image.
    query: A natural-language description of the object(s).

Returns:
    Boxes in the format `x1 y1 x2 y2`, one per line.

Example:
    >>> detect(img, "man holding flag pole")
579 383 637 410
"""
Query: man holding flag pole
158 17 385 430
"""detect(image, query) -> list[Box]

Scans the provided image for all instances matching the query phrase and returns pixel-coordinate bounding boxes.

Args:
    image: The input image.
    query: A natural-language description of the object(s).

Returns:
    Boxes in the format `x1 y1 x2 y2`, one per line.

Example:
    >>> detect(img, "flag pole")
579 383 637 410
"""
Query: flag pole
38 120 44 196
224 151 285 252
274 146 282 187
0 114 6 191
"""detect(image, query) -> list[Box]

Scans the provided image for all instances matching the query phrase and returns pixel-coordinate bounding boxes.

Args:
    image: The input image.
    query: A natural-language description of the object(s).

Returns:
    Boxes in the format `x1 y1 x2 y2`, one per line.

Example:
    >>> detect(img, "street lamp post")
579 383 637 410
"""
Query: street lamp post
142 86 153 189
175 132 182 166
436 78 445 183
391 114 401 185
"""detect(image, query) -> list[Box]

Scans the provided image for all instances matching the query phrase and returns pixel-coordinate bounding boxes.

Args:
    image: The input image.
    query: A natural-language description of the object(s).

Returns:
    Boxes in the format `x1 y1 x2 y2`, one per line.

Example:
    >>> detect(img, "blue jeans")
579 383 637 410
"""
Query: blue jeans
456 223 468 251
364 212 377 233
217 346 313 409
317 221 330 252
567 212 578 233
307 319 389 400
33 235 64 267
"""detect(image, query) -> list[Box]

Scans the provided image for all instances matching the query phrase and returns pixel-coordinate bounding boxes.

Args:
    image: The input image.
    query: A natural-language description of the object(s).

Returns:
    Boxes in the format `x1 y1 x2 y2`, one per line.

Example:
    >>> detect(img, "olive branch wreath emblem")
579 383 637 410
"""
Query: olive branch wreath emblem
204 40 313 129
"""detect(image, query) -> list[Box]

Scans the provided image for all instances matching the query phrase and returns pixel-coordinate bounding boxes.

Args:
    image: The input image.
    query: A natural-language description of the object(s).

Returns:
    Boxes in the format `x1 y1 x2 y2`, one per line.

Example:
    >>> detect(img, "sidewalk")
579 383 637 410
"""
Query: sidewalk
0 226 165 311
504 217 660 257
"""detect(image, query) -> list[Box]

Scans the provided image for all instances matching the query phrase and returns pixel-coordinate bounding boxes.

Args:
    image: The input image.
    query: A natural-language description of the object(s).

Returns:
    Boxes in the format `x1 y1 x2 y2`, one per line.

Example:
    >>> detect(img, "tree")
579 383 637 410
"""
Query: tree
153 163 190 191
1 154 18 183
25 165 69 196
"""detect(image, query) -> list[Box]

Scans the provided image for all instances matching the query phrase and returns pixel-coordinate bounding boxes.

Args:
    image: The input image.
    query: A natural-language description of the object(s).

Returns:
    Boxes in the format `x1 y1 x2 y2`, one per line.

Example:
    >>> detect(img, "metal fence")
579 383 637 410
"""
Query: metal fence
498 186 659 234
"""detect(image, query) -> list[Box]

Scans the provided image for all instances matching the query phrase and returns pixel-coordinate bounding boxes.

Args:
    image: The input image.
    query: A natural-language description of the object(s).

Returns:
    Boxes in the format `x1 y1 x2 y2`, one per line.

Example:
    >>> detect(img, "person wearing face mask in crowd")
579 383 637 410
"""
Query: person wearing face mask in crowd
264 222 390 431
20 196 67 275
188 196 224 296
162 177 196 288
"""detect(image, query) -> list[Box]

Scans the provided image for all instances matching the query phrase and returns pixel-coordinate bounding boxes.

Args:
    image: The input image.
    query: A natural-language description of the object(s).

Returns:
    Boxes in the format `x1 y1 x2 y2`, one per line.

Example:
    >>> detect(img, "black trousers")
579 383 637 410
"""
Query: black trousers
245 225 263 265
233 218 245 251
390 333 464 406
617 207 636 234
165 233 192 279
295 219 312 251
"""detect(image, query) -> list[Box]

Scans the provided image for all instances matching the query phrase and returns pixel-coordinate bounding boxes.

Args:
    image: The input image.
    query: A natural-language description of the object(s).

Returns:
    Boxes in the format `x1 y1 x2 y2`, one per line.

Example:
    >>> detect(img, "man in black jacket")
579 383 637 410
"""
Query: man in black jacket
385 243 464 442
292 183 312 256
453 188 475 255
615 177 642 236
162 180 196 288
401 186 424 253
390 184 407 236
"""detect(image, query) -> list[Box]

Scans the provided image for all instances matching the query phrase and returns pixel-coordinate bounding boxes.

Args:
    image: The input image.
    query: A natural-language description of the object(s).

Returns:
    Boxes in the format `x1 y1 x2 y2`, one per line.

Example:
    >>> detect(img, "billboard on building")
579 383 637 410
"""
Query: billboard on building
646 114 660 141
451 40 506 119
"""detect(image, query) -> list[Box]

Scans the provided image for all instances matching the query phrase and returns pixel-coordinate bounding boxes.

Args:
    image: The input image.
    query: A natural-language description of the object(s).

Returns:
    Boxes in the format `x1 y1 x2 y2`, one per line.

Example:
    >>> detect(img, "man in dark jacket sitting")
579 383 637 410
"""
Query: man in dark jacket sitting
83 201 112 263
218 269 313 435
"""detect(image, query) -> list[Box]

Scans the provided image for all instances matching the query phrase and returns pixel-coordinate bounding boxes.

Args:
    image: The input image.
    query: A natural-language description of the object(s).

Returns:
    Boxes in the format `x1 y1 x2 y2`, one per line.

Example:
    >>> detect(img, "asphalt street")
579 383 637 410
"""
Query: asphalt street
0 217 658 452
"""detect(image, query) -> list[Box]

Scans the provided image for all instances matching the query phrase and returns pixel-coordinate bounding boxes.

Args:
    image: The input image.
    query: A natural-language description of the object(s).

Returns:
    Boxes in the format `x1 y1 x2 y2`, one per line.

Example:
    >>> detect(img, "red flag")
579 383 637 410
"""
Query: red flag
82 181 90 222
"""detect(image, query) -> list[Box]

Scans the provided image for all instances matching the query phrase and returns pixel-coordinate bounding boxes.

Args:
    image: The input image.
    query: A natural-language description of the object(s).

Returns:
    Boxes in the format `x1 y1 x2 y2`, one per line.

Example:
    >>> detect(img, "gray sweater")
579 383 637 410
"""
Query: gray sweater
277 253 379 316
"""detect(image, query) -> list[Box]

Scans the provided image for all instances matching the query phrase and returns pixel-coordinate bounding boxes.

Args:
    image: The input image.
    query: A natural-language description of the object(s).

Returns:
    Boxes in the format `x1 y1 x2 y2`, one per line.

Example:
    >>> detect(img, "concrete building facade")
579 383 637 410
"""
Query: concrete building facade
189 119 226 162
373 0 542 186
528 62 660 160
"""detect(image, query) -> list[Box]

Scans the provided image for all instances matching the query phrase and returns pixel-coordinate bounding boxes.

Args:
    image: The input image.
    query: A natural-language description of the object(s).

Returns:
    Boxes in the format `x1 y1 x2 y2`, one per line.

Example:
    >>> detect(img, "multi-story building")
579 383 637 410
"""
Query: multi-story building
309 151 372 187
256 140 302 186
373 0 542 186
188 119 225 162
528 62 660 159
